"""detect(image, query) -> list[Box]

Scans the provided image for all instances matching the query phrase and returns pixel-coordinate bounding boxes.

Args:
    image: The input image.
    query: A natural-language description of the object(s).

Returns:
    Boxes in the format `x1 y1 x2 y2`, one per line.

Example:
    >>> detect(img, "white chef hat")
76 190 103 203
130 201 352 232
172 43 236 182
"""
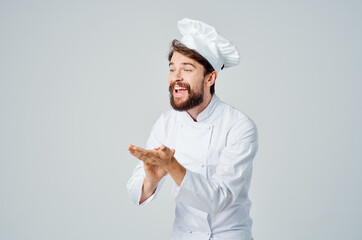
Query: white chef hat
177 18 240 72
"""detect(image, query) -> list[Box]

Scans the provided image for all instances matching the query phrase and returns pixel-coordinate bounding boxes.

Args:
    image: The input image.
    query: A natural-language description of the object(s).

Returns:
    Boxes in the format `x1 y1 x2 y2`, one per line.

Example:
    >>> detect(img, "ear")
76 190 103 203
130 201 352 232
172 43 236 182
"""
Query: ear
204 71 217 87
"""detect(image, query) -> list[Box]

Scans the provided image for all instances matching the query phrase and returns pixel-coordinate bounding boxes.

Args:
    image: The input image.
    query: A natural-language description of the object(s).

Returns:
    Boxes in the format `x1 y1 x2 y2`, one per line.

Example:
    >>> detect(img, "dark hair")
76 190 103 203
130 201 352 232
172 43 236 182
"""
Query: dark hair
168 39 215 95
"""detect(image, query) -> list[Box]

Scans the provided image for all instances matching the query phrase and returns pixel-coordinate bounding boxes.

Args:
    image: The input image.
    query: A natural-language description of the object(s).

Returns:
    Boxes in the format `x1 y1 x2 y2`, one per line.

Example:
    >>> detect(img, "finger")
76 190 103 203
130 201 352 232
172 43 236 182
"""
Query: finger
128 147 136 155
160 145 172 155
129 146 146 156
144 162 151 170
141 157 157 165
127 144 135 151
133 146 146 153
129 149 142 159
135 147 153 158
128 147 148 160
131 147 157 164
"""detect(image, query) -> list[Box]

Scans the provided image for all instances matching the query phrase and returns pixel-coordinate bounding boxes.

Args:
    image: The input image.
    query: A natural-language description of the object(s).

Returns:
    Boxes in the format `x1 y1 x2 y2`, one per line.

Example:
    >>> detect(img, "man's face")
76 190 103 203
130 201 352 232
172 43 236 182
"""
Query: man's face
168 51 206 111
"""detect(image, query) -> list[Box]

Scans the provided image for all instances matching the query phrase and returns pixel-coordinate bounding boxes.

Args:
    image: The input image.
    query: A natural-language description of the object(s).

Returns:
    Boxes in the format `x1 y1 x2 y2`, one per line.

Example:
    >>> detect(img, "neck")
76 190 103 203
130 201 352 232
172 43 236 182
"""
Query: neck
186 92 213 121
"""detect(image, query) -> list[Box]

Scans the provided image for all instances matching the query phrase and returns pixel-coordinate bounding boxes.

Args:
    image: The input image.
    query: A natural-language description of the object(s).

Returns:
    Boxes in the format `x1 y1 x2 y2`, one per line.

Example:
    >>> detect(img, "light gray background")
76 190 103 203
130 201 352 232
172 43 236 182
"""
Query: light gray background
1 0 361 239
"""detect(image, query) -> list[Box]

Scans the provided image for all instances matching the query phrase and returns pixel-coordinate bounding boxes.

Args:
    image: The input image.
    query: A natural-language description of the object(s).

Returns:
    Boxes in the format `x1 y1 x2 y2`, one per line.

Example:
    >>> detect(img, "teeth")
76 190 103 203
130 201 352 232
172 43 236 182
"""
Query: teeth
175 86 186 90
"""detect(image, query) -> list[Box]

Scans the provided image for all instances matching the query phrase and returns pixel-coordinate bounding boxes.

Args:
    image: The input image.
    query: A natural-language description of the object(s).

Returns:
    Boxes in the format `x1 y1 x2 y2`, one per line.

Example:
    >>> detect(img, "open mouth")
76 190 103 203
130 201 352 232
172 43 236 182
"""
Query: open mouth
174 86 188 97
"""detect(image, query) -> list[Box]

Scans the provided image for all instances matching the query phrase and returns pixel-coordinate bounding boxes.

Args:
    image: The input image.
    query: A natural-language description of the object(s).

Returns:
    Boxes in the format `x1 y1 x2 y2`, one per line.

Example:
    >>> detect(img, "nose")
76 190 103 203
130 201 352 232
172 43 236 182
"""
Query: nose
170 69 182 83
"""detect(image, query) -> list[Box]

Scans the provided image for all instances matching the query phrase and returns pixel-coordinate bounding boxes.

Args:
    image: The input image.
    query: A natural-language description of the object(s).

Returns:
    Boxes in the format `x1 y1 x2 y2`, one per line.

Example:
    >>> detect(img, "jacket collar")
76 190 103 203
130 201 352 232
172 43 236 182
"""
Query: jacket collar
182 94 220 123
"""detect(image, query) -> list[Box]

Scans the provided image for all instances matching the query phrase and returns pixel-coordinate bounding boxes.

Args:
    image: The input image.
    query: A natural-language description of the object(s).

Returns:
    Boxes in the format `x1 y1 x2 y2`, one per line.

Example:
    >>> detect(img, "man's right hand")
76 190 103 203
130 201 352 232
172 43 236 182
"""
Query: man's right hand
143 145 168 182
144 162 167 184
128 145 170 204
139 163 167 204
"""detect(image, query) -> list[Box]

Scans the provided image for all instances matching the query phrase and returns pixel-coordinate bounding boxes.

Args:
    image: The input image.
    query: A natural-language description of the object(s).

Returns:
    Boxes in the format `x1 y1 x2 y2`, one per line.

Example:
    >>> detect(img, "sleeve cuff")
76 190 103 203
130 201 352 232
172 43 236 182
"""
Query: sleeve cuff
171 168 190 199
137 176 166 206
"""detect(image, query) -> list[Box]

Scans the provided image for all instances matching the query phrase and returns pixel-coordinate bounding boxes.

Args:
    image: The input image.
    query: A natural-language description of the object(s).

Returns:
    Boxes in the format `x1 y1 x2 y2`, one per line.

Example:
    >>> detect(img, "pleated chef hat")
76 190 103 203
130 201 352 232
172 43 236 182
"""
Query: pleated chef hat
177 18 240 72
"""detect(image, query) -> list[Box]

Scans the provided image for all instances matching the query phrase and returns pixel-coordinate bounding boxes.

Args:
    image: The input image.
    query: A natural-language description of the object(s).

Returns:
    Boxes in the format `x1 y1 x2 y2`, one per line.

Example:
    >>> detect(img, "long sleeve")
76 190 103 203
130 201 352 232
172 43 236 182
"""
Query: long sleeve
126 161 166 206
172 119 258 214
126 115 168 206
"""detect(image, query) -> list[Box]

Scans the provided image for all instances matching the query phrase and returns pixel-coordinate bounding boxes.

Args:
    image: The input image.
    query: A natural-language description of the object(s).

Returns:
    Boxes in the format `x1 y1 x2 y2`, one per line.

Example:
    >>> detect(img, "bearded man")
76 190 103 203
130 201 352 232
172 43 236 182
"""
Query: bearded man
127 18 258 240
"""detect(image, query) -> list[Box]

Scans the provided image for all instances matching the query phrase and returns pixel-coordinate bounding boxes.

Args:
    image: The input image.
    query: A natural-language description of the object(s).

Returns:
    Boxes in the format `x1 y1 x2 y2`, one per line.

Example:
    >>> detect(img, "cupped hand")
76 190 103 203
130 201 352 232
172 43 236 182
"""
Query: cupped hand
128 144 176 167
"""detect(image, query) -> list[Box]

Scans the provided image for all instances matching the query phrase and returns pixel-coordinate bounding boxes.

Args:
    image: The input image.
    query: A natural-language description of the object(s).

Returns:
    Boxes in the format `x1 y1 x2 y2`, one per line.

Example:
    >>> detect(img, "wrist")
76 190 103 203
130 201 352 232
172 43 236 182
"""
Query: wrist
164 157 186 186
144 177 160 188
140 178 158 204
164 156 178 172
143 177 159 193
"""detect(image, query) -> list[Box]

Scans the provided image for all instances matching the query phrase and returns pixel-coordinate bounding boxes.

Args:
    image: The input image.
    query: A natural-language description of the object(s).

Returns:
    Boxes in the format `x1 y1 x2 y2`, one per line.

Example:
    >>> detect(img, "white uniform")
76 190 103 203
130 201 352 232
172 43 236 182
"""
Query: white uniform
127 95 258 240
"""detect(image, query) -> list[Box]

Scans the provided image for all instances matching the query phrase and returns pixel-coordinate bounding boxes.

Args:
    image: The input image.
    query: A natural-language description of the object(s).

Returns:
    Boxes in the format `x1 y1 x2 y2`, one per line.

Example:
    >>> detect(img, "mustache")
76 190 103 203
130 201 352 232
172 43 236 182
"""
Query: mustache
169 82 191 93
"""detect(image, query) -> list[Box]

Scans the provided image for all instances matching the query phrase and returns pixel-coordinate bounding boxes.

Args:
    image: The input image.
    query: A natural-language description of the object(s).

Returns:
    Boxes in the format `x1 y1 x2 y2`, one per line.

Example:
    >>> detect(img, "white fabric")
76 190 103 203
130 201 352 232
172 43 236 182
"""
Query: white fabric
177 18 240 72
127 95 258 240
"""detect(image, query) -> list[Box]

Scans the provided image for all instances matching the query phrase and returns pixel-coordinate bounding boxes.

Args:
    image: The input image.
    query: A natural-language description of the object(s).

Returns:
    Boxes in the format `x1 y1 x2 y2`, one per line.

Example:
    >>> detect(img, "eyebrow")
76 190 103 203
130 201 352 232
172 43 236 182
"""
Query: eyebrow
169 62 196 68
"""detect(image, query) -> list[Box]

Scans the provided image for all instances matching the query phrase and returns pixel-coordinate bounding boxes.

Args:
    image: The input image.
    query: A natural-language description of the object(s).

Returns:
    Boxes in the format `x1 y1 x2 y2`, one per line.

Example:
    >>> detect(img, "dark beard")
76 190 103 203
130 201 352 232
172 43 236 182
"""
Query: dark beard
169 81 204 111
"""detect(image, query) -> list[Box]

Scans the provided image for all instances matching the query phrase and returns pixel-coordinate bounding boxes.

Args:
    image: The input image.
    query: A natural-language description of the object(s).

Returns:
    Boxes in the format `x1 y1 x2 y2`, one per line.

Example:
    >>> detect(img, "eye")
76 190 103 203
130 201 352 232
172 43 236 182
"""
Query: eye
184 69 192 72
169 69 175 72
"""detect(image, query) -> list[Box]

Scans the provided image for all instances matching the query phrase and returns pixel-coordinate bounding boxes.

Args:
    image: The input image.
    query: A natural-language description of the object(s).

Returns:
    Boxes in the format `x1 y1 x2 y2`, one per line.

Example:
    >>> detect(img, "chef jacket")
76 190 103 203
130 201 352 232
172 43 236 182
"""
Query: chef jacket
127 95 258 240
